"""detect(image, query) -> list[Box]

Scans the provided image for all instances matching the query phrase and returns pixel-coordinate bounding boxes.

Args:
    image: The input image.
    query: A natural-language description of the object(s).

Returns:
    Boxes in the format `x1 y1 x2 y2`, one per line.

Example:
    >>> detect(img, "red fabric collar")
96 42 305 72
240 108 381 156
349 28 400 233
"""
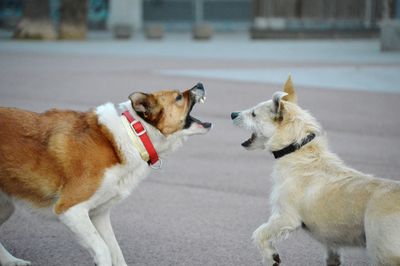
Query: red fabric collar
122 110 160 166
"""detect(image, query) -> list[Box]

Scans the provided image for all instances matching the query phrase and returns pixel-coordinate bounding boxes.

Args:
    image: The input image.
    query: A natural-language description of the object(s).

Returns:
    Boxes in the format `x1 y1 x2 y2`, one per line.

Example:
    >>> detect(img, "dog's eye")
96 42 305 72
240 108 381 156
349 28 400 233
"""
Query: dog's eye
176 94 183 101
252 111 256 117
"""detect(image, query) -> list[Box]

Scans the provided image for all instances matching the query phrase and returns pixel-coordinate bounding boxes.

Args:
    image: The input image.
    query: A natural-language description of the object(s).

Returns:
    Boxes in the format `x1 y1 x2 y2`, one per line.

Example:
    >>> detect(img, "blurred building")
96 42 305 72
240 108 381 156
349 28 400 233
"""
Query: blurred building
251 0 387 38
143 0 251 31
0 0 398 37
0 0 109 29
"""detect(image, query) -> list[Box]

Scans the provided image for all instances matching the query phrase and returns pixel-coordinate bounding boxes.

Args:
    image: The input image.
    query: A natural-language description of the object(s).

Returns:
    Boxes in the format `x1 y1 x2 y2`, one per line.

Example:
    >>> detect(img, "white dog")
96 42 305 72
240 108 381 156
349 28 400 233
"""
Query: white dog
0 84 211 266
231 77 400 266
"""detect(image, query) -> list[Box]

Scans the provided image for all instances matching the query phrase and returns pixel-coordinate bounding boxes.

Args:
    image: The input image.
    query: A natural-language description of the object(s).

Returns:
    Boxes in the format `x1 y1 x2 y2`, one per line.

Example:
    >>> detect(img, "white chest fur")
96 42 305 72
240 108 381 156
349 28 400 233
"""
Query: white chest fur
87 163 150 216
84 103 152 214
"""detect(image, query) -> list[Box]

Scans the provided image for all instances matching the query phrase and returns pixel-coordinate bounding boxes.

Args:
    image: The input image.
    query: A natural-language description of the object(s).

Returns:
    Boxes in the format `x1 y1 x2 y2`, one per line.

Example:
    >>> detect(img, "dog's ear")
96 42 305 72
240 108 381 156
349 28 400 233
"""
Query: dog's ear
282 75 297 103
272 91 288 115
129 92 154 116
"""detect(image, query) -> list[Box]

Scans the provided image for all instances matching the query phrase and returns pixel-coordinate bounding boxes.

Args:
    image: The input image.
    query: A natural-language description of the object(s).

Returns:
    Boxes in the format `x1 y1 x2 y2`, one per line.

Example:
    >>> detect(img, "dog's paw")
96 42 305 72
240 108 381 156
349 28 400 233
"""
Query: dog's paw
326 251 341 266
4 258 32 266
326 260 341 266
262 253 281 266
112 263 128 266
272 253 281 265
264 253 281 266
111 255 128 266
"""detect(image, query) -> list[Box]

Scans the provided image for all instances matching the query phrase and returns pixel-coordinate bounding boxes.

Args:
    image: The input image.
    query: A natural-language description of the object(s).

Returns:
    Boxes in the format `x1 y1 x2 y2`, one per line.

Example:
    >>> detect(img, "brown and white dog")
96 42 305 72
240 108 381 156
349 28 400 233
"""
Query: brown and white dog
231 77 400 266
0 83 211 266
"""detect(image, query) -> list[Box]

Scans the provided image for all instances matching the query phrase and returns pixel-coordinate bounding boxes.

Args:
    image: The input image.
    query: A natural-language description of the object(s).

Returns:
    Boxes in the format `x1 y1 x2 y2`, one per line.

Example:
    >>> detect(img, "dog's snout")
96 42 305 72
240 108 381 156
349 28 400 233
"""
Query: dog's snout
190 83 204 92
231 112 240 120
195 83 204 91
189 83 206 103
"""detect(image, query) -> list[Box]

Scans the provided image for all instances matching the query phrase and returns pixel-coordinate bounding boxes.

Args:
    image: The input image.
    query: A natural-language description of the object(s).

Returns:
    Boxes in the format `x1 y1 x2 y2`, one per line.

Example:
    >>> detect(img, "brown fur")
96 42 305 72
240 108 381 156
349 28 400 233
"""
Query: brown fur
0 107 122 214
0 84 210 266
0 88 197 215
130 90 192 135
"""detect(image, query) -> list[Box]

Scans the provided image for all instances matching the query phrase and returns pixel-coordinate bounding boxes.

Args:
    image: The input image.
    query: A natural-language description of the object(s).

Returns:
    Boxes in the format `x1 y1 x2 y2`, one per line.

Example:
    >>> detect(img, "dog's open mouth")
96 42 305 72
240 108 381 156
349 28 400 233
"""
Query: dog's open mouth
242 133 257 148
185 115 212 129
184 84 212 130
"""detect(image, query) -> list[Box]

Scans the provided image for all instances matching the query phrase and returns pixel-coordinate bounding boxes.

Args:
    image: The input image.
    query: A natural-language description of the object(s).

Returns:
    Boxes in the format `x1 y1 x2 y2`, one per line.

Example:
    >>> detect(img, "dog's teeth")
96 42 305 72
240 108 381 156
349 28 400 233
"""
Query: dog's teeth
200 97 206 103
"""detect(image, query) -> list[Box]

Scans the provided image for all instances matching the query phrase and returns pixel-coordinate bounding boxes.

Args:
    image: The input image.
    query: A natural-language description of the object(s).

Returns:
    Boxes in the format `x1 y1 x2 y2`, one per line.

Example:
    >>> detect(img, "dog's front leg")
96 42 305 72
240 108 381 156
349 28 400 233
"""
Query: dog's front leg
325 247 341 266
59 206 112 266
91 210 127 266
252 212 301 265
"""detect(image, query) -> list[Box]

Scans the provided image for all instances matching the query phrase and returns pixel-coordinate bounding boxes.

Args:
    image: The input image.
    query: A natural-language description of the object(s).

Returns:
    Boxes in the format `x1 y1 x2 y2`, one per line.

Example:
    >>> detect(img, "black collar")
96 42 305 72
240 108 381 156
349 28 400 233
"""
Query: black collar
272 133 316 159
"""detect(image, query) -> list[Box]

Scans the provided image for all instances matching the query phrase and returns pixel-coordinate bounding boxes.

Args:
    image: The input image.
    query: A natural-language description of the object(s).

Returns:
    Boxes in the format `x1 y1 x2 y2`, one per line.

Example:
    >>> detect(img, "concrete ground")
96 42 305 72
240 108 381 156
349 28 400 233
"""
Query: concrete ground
0 34 400 266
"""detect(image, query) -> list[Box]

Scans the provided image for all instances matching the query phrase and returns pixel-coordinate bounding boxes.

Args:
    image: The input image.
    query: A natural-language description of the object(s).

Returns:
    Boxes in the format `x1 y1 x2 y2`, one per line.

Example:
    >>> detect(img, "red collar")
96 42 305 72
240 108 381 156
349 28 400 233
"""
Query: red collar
122 110 160 166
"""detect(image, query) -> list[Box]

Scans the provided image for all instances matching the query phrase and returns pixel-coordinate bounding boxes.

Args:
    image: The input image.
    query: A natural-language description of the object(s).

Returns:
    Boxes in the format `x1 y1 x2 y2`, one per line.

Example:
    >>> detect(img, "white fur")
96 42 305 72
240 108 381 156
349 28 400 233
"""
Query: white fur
0 192 31 266
233 95 400 266
57 101 204 266
59 206 112 266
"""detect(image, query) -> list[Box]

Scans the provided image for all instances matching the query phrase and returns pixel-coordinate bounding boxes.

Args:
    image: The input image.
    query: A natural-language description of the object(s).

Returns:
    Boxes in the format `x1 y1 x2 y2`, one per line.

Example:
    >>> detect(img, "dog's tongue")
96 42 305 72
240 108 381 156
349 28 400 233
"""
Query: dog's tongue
191 116 212 129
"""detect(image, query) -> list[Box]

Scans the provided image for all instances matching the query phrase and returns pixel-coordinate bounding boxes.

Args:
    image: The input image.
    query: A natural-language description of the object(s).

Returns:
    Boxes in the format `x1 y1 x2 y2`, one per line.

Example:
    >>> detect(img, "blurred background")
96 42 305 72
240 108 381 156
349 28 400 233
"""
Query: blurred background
0 0 399 45
0 1 400 266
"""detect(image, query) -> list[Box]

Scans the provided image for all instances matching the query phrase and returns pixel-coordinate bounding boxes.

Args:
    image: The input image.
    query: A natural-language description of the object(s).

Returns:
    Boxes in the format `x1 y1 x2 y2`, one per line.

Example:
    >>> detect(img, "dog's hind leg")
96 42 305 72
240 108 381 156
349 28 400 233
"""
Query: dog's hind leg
0 194 31 266
252 212 301 266
325 247 341 266
365 212 400 266
59 205 112 266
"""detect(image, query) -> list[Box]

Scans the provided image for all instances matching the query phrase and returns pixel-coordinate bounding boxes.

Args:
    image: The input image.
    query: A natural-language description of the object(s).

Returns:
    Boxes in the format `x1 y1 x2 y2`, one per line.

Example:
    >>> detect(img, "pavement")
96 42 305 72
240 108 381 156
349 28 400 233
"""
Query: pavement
0 33 400 266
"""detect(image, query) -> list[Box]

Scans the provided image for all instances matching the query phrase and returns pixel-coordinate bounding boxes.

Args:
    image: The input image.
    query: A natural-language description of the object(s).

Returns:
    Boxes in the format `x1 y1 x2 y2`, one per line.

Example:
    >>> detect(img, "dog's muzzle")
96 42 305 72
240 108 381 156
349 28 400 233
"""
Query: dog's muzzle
231 112 239 120
190 83 206 104
184 83 212 129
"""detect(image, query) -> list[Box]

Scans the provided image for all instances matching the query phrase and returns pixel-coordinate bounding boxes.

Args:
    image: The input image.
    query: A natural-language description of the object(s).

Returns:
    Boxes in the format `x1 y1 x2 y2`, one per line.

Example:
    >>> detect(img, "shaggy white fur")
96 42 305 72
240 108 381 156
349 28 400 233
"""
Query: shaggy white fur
233 77 400 266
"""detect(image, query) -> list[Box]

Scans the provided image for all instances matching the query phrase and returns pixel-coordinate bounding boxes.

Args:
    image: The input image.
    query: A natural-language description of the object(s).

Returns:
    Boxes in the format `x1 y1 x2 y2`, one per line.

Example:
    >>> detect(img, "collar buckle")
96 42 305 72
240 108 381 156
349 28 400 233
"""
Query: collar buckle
135 129 146 137
121 110 161 169
130 120 147 137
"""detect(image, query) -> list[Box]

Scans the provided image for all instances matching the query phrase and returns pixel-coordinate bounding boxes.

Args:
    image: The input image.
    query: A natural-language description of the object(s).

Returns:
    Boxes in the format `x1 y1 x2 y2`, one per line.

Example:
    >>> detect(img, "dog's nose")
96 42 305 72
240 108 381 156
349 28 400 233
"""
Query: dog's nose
231 112 239 120
190 83 206 103
195 83 204 91
190 83 204 92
